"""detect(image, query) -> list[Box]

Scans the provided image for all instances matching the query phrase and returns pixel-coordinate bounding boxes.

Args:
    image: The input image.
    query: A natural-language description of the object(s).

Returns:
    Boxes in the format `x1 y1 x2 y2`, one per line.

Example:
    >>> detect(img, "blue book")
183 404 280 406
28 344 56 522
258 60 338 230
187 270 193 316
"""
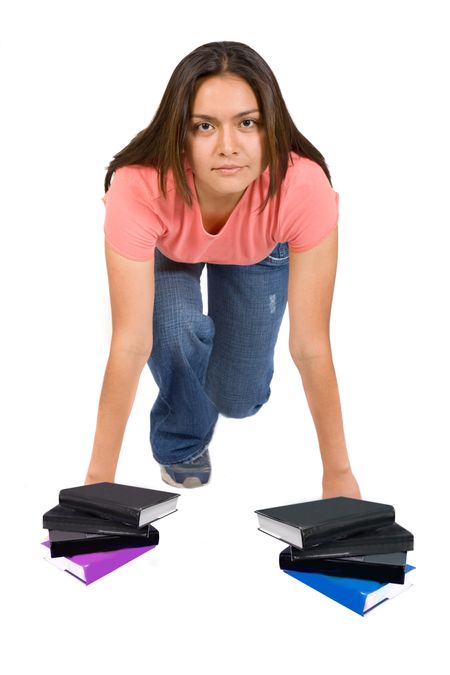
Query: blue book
283 563 415 616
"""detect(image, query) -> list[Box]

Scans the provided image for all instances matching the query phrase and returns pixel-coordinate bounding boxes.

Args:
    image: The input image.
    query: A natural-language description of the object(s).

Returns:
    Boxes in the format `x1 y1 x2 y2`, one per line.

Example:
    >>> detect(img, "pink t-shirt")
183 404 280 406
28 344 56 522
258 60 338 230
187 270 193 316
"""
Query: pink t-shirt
102 151 339 265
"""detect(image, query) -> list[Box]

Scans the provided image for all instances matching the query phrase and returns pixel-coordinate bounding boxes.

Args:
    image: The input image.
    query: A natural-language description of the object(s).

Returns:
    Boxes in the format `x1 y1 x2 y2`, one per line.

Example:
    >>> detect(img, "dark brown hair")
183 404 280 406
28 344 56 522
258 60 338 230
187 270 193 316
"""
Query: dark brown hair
104 41 333 214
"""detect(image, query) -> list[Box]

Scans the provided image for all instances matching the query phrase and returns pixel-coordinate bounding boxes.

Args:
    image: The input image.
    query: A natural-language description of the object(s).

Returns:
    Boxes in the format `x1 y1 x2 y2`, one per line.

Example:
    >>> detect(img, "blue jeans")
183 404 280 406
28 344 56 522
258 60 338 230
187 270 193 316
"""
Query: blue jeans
146 242 289 465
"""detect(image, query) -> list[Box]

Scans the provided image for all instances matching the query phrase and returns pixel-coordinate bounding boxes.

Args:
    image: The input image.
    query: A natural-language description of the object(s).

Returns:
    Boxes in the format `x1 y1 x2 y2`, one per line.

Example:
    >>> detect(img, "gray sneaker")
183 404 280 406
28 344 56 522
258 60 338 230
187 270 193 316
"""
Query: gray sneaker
160 448 211 488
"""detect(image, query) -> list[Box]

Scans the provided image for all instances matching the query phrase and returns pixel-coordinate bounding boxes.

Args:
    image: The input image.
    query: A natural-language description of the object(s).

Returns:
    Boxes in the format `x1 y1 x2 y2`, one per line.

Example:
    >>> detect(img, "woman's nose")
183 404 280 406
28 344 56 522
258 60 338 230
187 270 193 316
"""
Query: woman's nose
216 126 238 155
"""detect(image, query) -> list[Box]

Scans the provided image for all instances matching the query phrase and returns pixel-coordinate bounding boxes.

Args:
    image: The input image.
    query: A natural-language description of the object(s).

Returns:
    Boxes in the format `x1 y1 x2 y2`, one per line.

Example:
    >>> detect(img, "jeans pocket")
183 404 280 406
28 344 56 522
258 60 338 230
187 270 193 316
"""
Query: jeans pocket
258 242 289 266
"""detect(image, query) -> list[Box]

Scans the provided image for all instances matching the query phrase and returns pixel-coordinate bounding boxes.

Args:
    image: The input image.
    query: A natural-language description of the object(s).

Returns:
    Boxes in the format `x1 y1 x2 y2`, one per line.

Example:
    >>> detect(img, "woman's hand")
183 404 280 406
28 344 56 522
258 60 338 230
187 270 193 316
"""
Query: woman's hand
322 466 361 499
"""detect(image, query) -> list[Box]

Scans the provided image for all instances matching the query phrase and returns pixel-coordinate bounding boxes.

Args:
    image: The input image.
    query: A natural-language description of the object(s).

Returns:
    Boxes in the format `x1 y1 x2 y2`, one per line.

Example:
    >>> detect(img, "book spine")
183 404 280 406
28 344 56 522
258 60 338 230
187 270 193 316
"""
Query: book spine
59 493 140 527
42 515 145 536
302 509 395 547
280 551 405 584
83 546 156 584
50 533 159 558
289 535 414 560
283 570 367 616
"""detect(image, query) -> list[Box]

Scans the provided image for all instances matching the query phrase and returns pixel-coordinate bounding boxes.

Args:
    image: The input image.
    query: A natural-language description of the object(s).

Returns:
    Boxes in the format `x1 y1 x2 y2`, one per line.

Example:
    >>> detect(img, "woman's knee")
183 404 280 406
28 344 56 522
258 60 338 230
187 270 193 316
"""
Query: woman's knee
154 306 214 345
208 387 271 419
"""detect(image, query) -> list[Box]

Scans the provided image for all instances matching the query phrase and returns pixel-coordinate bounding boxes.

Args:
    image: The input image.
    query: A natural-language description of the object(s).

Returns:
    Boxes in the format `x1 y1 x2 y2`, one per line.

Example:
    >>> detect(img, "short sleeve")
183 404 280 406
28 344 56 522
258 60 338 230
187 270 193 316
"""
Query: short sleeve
278 160 339 252
102 165 164 261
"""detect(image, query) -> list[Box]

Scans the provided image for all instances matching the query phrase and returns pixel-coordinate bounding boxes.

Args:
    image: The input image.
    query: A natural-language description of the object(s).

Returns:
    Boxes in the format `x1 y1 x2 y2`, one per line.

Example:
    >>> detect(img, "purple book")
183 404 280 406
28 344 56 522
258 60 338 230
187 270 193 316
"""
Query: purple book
41 539 156 584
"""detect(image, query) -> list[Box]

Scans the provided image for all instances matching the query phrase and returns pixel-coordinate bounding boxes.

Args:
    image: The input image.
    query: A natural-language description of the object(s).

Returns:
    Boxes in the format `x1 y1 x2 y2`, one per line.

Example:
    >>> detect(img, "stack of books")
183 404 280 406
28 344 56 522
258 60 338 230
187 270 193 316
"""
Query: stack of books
255 496 415 616
41 482 180 584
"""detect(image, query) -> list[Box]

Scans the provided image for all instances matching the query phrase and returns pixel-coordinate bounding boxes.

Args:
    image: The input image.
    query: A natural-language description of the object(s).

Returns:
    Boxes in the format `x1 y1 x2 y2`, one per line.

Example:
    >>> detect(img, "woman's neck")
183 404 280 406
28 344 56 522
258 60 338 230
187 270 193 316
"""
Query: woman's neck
193 175 246 217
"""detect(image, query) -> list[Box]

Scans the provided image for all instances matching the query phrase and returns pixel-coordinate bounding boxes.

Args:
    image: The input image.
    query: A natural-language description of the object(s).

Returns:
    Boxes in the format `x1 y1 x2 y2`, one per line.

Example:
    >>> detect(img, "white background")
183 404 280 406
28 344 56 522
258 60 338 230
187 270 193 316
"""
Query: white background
1 0 449 671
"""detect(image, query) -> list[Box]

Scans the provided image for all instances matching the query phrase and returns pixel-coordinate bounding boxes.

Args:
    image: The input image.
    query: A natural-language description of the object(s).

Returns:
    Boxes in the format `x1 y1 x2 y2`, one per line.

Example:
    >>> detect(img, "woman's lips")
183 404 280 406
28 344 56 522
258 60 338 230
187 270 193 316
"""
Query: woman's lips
214 167 243 175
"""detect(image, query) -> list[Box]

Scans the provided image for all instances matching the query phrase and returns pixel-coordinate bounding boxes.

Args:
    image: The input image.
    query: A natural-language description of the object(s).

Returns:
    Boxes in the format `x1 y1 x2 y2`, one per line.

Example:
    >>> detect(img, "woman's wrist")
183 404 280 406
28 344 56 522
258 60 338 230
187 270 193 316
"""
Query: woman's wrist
322 465 361 499
84 464 116 485
322 462 352 476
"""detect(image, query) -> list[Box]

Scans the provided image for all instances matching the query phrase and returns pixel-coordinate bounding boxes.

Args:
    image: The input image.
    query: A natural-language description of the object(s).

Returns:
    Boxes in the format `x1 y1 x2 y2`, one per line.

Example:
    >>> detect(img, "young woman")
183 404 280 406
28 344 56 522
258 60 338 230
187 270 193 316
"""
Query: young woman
85 41 361 499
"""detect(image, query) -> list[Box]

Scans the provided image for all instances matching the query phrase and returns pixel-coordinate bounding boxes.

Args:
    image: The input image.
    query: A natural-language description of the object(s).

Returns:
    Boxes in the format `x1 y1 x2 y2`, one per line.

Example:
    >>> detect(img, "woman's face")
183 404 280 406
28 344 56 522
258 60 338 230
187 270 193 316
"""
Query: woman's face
184 74 268 207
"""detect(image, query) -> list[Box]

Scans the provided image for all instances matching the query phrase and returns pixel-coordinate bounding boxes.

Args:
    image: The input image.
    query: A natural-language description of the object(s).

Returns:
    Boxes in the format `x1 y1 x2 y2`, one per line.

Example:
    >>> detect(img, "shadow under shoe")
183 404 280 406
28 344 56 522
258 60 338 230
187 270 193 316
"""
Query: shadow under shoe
160 448 211 488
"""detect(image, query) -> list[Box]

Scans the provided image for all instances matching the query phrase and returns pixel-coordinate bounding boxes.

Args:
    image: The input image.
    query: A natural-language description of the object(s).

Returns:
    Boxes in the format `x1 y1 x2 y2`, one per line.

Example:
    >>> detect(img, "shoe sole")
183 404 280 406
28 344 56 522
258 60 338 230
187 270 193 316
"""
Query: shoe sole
160 466 209 489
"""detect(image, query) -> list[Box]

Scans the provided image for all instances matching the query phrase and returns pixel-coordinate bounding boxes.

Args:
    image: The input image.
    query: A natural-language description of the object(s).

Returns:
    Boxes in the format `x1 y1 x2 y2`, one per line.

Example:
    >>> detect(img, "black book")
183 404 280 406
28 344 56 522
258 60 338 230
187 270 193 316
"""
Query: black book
279 547 408 584
255 496 395 549
47 526 159 558
43 504 158 536
288 522 414 560
59 482 180 528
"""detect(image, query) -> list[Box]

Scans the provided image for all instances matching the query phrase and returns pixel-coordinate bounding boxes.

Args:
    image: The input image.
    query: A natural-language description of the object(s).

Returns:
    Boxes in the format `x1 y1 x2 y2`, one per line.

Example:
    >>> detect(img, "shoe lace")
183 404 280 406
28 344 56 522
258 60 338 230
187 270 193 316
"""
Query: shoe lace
185 449 210 465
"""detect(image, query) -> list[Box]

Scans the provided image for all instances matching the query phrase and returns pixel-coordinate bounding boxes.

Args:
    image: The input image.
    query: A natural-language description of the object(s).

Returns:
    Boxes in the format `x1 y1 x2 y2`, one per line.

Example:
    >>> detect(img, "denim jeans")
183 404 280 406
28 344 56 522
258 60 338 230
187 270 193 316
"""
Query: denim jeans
146 242 289 466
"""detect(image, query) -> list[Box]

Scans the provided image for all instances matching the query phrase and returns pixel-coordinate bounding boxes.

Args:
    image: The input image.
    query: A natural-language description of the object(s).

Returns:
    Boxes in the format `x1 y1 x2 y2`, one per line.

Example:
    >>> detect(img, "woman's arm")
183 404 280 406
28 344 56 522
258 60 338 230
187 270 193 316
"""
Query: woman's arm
85 349 150 483
84 242 155 484
287 227 361 499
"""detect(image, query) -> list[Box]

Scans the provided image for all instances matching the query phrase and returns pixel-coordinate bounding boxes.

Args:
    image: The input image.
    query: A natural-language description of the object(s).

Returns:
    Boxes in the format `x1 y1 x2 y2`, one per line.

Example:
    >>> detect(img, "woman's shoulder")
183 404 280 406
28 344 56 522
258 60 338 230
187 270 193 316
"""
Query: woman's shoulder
284 152 328 189
279 152 337 215
110 163 177 203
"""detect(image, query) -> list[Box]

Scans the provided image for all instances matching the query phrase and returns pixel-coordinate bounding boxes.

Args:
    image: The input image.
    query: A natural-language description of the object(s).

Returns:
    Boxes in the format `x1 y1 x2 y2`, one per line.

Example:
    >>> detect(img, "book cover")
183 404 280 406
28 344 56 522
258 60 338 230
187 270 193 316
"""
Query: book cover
43 504 159 536
58 482 180 527
280 547 408 584
41 540 156 584
283 563 416 616
288 522 414 560
48 526 159 558
255 496 395 549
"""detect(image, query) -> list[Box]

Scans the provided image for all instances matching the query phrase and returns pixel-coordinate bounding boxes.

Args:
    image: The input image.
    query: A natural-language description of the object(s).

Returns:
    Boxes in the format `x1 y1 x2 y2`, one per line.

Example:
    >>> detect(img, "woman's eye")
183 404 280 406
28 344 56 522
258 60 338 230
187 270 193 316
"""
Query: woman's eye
193 122 213 132
194 119 258 132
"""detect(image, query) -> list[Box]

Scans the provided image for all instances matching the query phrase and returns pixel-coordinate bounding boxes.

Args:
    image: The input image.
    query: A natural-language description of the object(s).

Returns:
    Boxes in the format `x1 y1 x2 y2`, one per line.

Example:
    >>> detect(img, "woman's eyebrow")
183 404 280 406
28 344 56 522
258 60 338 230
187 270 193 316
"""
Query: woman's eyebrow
190 109 260 121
